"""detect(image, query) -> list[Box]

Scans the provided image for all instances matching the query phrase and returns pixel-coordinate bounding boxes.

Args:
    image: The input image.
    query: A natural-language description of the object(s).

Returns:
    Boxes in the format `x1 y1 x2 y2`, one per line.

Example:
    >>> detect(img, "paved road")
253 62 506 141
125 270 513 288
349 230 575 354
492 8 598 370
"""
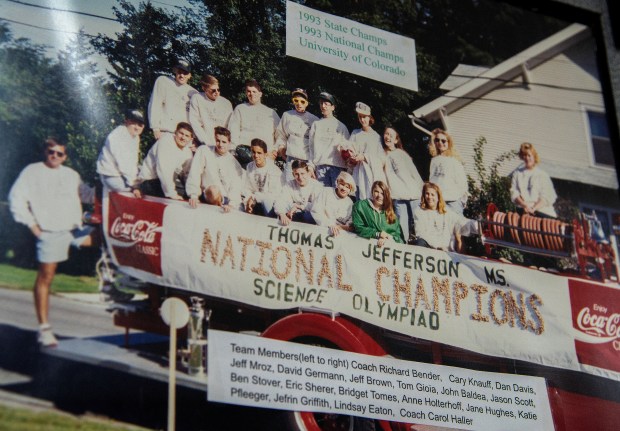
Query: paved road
0 288 279 430
0 288 118 338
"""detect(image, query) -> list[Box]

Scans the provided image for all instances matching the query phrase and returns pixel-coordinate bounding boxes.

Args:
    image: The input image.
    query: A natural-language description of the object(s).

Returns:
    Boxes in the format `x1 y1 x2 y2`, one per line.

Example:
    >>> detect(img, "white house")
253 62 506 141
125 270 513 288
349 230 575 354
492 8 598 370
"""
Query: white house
411 23 619 233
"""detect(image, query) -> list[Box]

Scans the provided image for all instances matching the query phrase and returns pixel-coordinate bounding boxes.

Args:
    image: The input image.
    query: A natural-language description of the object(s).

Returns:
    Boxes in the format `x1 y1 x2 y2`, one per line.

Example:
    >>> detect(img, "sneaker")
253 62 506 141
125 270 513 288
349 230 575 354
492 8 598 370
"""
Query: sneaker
100 284 134 303
38 325 58 348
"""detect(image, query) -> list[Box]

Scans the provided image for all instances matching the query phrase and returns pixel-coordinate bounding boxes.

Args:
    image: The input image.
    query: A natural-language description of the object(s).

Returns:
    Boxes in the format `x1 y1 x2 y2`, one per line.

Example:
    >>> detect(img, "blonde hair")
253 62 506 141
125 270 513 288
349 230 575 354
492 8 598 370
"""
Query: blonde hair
336 171 356 195
518 142 540 165
420 182 447 214
429 128 459 158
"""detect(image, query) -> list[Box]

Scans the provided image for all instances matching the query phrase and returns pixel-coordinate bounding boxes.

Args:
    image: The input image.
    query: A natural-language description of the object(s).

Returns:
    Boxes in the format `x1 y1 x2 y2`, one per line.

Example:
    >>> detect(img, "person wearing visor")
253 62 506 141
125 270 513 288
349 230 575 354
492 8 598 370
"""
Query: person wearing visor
189 74 233 148
148 59 198 140
96 109 145 194
345 102 386 200
309 91 350 187
275 88 319 181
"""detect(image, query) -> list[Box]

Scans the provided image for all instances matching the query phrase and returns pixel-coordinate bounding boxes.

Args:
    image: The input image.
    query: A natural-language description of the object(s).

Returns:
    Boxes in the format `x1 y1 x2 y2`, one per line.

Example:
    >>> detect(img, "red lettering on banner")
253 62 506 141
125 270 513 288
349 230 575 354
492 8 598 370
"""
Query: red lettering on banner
107 192 165 276
569 279 620 372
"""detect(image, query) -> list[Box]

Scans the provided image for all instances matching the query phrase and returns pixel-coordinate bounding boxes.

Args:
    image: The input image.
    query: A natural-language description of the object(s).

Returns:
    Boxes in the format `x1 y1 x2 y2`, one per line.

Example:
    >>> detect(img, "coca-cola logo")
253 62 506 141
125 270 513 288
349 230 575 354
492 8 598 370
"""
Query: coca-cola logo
576 305 620 350
110 216 161 245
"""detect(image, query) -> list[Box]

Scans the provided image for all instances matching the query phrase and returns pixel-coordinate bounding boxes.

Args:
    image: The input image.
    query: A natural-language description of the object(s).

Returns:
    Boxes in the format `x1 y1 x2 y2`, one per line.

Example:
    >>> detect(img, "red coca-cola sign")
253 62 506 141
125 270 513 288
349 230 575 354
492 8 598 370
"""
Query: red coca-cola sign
107 193 165 276
569 279 620 372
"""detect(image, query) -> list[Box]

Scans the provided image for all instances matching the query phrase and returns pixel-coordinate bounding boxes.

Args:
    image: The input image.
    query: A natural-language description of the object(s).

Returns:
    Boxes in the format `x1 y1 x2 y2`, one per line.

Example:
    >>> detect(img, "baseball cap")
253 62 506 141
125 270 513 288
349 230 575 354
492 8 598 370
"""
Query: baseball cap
318 92 335 105
355 102 371 116
174 59 192 73
125 109 145 125
292 88 308 100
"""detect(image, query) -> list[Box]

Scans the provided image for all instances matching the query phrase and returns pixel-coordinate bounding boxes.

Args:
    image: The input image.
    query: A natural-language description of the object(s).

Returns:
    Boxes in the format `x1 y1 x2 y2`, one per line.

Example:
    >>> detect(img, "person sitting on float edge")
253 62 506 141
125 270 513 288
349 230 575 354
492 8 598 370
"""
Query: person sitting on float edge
137 122 195 200
189 74 233 148
148 59 198 140
242 138 284 216
413 182 468 252
186 126 244 212
96 109 145 195
274 159 323 226
275 88 319 182
204 184 224 207
510 142 557 218
352 180 404 247
310 171 356 237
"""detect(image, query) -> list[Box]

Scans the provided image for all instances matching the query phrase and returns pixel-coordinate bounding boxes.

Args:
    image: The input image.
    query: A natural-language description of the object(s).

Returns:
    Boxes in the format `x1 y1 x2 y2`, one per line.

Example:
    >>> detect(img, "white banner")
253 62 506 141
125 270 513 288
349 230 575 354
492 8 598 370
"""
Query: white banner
286 1 418 91
105 194 620 381
208 330 554 430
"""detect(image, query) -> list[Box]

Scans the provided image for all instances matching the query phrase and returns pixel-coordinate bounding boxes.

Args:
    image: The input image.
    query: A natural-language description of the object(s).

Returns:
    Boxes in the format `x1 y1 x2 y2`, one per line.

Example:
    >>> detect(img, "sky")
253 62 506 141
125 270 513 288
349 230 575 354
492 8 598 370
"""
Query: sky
0 0 192 71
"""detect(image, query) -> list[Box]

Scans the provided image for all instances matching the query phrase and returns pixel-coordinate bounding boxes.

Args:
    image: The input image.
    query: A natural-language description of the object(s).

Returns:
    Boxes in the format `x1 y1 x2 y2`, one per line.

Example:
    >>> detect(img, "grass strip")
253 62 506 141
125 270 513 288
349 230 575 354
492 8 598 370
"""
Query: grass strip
0 404 148 431
0 263 98 293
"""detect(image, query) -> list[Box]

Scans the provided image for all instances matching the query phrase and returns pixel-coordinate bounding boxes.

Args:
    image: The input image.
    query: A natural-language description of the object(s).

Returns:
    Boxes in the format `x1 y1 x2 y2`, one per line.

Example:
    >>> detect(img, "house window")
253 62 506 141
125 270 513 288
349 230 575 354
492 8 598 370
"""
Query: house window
586 110 615 167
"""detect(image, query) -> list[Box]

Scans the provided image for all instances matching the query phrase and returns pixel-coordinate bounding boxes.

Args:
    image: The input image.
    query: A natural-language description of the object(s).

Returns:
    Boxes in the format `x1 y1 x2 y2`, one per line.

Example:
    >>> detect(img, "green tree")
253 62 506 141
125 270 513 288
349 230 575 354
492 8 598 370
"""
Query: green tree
56 31 114 183
0 29 69 198
465 136 517 219
91 0 188 115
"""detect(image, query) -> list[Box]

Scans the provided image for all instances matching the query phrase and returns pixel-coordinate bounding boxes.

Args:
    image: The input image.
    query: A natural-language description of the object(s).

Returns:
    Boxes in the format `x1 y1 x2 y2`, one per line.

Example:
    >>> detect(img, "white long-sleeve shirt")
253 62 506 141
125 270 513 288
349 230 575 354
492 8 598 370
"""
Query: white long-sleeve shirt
9 162 91 231
96 125 140 187
309 116 350 168
274 178 323 215
148 75 198 133
139 134 193 198
185 145 244 207
189 93 233 147
413 207 465 250
385 148 424 200
428 155 468 202
242 159 284 205
227 102 280 152
275 110 319 160
347 128 386 200
510 165 557 217
310 187 353 227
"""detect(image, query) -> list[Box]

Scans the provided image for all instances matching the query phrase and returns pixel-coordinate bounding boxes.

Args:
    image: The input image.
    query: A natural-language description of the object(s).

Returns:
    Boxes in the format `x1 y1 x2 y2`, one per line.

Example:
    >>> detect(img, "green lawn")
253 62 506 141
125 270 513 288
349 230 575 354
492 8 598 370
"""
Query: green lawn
0 263 98 293
0 404 149 431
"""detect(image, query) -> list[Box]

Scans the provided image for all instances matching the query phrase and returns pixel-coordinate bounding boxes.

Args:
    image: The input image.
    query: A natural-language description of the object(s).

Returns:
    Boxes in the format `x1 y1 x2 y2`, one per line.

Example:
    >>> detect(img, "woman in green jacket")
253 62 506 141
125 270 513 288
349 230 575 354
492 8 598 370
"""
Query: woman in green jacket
352 180 404 247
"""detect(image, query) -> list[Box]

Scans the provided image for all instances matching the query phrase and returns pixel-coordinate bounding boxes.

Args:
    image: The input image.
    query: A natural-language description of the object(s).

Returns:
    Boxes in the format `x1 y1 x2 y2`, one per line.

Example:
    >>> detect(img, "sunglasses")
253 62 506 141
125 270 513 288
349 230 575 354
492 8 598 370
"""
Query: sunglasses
206 88 220 94
176 70 190 76
434 138 448 144
47 149 66 157
292 97 308 105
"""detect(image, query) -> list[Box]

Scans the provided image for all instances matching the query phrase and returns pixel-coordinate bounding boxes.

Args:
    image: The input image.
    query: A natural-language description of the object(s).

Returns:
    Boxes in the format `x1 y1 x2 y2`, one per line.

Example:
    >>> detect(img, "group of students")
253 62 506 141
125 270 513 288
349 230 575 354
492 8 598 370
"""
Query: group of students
9 60 559 347
95 59 484 253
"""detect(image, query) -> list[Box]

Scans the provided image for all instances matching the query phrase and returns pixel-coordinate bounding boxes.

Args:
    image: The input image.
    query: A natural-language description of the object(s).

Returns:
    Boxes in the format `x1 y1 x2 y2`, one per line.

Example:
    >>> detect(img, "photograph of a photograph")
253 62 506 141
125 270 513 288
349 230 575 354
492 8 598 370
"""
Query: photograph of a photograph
0 1 619 430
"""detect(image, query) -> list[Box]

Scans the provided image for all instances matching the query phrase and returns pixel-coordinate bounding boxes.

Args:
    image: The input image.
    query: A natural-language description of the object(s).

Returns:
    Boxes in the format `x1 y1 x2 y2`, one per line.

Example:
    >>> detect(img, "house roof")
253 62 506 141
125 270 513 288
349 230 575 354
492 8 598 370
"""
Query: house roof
438 64 489 92
412 23 591 121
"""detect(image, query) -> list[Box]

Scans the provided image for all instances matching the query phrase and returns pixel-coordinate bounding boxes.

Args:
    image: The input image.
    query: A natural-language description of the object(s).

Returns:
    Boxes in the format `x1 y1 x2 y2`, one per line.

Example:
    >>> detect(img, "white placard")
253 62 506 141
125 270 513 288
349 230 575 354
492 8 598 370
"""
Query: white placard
286 1 418 91
207 330 554 430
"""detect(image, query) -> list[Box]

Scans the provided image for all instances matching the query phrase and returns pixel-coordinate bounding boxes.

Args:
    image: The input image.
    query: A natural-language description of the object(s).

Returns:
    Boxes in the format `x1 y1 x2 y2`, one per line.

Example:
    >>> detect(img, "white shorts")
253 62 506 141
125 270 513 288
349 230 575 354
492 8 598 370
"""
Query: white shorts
36 226 94 263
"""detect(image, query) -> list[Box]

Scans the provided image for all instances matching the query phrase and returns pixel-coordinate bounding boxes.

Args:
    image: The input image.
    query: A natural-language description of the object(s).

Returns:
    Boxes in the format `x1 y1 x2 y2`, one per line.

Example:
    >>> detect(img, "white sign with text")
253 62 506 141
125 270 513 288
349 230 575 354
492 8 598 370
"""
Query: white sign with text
286 1 418 91
207 330 554 430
